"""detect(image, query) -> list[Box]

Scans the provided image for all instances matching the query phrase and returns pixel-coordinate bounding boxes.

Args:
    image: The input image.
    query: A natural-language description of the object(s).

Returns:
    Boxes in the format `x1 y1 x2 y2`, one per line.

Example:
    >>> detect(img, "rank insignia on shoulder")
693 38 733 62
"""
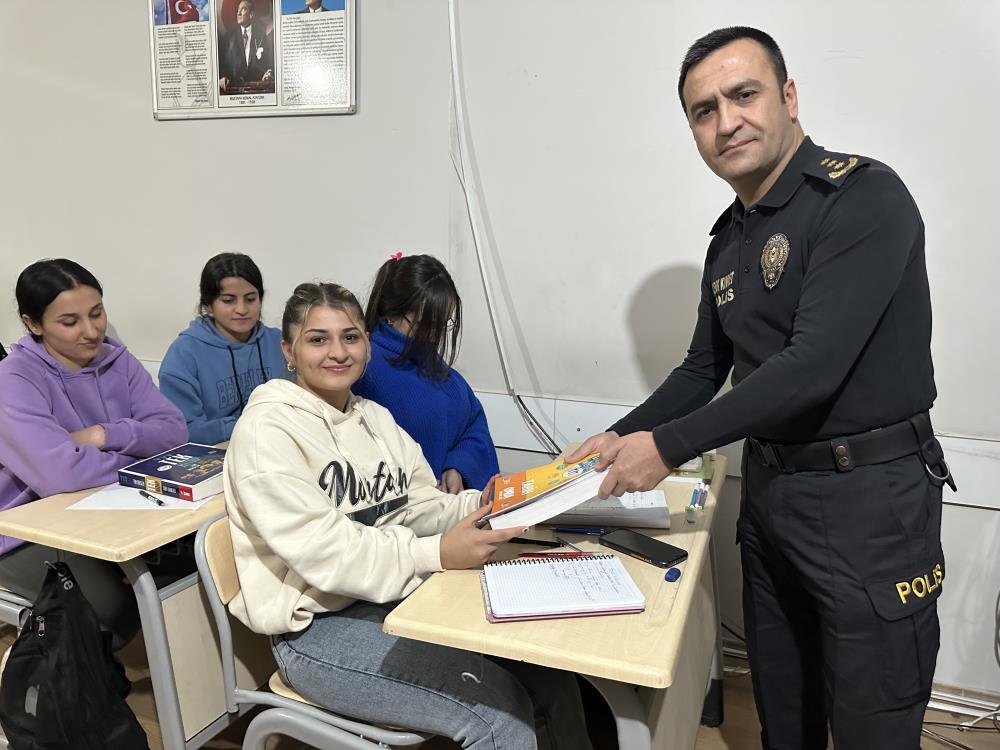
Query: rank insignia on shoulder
761 233 790 290
814 154 864 182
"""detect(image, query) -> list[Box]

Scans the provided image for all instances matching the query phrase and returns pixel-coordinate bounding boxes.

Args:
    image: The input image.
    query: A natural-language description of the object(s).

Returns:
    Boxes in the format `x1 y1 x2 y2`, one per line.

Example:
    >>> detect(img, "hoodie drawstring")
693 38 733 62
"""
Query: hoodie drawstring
227 346 246 414
255 339 268 384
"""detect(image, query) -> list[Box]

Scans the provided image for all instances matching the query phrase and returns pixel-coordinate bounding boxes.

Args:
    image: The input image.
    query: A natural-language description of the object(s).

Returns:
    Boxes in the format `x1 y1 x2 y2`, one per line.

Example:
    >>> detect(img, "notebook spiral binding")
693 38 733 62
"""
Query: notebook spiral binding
487 554 614 566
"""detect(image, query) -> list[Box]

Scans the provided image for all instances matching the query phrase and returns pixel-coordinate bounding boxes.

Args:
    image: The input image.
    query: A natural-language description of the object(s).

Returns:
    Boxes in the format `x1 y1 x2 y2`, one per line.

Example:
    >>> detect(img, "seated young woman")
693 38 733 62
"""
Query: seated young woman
0 259 188 647
225 282 594 749
353 253 500 492
159 252 290 445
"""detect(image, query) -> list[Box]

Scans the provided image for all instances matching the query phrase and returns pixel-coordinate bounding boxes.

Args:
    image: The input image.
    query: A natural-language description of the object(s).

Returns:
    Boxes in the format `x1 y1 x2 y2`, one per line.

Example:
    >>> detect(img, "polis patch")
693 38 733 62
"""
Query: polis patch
760 233 790 290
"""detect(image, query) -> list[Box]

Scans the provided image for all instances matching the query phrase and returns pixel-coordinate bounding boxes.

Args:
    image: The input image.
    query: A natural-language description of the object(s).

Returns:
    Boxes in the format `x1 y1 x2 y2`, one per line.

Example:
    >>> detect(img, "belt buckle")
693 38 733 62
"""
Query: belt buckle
750 437 787 473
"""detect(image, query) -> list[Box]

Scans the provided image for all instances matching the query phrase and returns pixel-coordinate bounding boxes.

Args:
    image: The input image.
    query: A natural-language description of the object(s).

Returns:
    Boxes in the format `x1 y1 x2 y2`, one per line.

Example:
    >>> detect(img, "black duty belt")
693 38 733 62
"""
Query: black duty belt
747 412 956 490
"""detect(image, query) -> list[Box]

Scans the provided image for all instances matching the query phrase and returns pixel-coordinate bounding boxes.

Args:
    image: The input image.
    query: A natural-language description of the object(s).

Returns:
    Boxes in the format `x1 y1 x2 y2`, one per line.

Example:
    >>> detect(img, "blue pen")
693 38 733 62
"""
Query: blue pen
689 487 700 507
551 526 608 535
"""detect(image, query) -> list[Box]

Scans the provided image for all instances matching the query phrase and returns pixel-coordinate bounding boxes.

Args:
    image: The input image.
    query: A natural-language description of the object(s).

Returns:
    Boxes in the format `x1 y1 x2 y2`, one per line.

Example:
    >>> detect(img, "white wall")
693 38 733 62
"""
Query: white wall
2 0 997 696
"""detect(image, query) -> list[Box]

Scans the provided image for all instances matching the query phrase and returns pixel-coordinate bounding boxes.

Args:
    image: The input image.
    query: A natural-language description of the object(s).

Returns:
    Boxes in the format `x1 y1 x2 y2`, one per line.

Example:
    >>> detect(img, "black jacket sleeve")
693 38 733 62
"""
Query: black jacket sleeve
648 169 922 466
610 258 733 436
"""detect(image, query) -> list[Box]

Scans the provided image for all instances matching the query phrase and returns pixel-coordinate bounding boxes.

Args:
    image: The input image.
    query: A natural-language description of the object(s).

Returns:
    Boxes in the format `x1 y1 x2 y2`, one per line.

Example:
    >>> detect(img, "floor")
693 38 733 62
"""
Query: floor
1 625 997 749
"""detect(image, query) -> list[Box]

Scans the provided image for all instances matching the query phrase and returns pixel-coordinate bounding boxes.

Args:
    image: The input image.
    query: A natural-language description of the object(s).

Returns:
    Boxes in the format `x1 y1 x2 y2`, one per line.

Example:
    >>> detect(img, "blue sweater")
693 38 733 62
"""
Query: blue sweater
158 317 292 444
353 322 499 490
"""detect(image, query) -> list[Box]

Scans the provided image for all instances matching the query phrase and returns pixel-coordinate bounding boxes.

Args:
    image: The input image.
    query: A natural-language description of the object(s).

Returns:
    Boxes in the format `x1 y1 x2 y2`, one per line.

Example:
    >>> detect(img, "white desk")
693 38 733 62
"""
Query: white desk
384 455 727 750
0 488 272 750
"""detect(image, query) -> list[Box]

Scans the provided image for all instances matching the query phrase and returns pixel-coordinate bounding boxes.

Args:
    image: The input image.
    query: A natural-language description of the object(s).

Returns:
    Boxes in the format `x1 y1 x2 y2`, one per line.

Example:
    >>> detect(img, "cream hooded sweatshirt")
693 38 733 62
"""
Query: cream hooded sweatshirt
224 379 482 635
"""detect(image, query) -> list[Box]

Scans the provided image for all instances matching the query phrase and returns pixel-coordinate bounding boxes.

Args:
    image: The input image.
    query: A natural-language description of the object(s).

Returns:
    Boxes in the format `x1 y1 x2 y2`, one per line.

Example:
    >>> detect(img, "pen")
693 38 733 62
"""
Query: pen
139 489 166 507
510 537 562 548
689 487 700 507
554 536 583 552
519 552 594 558
551 526 609 535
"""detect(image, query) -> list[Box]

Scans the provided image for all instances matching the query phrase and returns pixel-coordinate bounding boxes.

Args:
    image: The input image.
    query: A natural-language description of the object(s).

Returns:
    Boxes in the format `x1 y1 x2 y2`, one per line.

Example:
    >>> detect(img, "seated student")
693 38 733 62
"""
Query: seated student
353 253 500 492
159 252 290 445
0 259 188 647
225 282 593 749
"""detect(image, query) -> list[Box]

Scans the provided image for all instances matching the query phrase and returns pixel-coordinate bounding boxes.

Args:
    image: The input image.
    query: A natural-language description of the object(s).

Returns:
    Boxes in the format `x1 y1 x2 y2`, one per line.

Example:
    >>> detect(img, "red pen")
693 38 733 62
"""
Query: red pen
518 552 595 558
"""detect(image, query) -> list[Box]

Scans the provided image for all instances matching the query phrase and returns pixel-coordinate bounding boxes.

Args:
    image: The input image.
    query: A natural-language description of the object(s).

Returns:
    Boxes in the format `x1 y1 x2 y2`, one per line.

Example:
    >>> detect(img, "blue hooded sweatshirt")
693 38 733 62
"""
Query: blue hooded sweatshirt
158 317 292 444
353 321 499 490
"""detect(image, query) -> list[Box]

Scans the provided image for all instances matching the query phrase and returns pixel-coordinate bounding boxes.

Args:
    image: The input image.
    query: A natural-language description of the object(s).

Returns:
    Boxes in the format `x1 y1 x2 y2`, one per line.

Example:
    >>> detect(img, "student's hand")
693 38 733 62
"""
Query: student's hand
596 431 672 500
479 474 501 507
70 425 106 450
440 506 524 569
437 469 464 494
564 430 620 467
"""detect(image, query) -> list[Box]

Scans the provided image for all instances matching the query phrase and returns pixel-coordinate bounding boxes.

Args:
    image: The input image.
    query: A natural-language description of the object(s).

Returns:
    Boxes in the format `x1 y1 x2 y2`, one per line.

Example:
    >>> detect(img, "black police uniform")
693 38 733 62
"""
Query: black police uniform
610 137 951 749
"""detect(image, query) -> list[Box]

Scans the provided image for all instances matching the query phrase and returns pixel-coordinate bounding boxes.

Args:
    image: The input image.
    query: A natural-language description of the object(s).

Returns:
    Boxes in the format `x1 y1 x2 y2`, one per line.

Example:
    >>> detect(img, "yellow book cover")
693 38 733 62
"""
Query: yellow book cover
482 453 601 523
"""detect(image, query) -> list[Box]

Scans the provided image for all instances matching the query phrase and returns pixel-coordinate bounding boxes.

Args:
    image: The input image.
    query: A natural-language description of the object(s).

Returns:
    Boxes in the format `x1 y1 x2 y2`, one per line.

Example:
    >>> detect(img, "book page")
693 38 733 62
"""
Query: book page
483 555 644 617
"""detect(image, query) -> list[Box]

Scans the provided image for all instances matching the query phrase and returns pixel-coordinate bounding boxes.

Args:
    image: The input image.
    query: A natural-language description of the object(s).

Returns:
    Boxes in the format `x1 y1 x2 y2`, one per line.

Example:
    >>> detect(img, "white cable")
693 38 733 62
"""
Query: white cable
447 0 559 455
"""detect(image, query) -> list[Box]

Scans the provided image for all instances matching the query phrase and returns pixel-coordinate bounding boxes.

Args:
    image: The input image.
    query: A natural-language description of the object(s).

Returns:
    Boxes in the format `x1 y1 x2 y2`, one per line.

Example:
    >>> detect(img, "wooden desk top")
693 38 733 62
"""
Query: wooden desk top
384 454 726 689
0 487 225 563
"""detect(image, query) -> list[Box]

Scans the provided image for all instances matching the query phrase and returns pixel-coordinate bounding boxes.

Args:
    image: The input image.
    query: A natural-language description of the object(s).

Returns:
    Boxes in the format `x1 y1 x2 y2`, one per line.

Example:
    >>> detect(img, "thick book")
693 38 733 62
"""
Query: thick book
549 488 670 529
480 454 604 530
666 453 713 484
117 443 225 501
480 554 645 622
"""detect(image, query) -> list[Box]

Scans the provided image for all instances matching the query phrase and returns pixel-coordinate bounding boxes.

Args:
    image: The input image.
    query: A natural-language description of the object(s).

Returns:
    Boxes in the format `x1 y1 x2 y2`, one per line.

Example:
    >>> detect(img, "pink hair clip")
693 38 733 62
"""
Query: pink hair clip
389 251 403 261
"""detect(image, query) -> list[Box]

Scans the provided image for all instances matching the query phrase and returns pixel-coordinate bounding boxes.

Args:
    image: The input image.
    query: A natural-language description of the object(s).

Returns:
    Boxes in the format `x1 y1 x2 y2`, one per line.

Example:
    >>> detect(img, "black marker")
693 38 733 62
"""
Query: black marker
139 489 166 507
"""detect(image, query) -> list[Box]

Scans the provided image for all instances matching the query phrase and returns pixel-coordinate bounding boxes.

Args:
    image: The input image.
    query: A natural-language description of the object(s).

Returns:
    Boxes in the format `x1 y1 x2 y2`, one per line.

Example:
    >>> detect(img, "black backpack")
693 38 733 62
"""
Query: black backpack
0 561 149 749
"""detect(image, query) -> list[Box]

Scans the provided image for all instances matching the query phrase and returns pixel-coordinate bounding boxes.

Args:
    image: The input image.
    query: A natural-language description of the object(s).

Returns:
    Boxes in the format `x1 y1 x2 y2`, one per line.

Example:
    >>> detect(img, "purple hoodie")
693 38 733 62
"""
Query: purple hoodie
0 335 188 554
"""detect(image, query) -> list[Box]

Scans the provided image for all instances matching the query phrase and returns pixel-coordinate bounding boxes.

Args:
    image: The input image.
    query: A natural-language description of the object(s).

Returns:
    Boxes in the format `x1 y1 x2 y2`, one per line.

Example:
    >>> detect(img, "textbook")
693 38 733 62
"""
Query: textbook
666 453 713 484
480 554 645 622
549 488 670 529
480 454 605 530
117 443 226 501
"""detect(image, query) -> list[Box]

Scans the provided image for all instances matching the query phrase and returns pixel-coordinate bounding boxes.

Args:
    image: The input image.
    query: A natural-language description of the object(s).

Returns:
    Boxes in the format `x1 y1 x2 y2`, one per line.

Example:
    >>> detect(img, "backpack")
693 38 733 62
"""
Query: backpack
0 561 149 749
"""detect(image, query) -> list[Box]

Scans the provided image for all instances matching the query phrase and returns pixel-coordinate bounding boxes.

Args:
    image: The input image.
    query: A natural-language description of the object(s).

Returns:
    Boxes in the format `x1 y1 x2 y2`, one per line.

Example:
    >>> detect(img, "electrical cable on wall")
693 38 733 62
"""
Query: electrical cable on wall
447 0 560 456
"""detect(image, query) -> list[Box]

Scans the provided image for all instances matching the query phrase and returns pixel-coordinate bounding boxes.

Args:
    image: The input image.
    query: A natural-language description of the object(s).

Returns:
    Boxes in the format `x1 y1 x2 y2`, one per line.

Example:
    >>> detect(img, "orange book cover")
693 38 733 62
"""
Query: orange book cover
482 453 601 523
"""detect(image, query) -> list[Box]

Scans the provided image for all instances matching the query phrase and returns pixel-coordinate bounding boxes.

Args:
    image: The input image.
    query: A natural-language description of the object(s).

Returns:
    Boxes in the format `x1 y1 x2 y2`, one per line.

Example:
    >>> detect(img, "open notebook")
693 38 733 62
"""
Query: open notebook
480 554 646 622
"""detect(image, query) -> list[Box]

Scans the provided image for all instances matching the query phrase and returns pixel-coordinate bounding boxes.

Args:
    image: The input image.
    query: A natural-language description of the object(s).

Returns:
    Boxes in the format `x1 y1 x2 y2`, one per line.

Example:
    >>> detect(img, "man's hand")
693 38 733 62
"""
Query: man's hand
440 506 523 569
262 69 274 82
436 468 464 495
219 76 229 92
70 424 106 449
564 431 620 465
596 431 672 500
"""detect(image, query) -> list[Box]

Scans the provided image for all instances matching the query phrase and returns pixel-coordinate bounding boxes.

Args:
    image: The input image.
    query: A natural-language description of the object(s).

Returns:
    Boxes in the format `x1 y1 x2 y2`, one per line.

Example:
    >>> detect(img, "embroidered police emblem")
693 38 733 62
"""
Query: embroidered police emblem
760 233 790 290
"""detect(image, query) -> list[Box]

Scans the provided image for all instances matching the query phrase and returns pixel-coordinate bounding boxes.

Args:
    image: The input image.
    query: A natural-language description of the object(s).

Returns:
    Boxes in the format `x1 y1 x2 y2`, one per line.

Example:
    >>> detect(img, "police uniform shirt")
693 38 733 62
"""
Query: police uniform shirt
612 137 936 467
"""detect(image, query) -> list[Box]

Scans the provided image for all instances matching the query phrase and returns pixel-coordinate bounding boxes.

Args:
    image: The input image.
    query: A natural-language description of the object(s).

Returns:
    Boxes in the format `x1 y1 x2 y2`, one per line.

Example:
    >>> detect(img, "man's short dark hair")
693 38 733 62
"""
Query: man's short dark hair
677 26 788 112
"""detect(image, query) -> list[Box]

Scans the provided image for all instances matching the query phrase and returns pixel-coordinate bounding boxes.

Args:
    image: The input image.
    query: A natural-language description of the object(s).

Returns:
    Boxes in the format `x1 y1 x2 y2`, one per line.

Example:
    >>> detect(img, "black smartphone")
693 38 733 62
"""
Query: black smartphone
598 529 688 568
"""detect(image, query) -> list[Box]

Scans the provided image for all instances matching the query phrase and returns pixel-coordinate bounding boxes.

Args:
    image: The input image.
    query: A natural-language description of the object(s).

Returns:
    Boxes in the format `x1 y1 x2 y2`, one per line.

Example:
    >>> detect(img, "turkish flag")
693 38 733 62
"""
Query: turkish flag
167 0 200 24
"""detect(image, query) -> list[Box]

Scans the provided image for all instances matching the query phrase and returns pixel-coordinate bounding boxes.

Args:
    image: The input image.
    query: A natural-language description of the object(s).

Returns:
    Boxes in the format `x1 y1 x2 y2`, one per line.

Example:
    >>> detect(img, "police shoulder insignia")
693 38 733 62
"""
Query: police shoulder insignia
760 233 790 290
806 151 870 186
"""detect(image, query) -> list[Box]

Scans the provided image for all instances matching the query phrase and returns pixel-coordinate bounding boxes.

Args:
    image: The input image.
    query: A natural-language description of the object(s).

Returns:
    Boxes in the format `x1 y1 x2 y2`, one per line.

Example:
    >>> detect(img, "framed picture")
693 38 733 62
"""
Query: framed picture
148 0 355 119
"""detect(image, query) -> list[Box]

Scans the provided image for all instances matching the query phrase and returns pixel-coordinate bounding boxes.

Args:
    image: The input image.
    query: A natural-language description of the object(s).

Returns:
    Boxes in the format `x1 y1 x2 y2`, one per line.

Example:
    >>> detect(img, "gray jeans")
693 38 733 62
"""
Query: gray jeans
272 601 595 750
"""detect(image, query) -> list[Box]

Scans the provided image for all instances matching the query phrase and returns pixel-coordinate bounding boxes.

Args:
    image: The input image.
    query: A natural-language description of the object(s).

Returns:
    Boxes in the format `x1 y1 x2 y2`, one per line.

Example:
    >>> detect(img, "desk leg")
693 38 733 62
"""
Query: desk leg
700 539 725 727
583 676 651 750
120 558 186 750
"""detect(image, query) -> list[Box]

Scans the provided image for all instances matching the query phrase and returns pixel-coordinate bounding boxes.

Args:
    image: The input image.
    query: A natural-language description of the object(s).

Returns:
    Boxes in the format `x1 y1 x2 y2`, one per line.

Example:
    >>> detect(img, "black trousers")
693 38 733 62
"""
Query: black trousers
739 449 943 750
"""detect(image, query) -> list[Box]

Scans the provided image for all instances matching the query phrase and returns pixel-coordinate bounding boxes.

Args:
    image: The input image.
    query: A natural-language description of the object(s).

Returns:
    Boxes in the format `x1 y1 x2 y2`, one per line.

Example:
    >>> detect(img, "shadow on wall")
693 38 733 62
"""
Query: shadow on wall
627 263 702 391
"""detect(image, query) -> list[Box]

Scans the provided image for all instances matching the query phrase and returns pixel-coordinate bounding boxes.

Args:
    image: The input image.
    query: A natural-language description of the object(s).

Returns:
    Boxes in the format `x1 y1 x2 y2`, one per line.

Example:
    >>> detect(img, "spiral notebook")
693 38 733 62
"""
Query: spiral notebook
480 554 646 622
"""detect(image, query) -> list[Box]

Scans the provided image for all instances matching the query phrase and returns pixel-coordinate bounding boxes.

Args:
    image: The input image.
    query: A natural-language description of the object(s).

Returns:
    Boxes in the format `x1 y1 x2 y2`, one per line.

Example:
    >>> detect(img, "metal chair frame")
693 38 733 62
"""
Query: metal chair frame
194 514 427 750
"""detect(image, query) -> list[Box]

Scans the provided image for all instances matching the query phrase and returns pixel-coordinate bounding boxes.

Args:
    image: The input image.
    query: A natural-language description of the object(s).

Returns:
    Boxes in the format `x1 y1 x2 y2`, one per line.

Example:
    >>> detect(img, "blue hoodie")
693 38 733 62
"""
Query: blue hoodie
353 321 499 490
158 317 292 444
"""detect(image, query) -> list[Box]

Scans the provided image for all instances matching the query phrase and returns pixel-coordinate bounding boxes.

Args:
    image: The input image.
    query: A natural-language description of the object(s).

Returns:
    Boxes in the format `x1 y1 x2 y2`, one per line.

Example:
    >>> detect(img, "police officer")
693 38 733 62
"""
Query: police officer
568 26 953 750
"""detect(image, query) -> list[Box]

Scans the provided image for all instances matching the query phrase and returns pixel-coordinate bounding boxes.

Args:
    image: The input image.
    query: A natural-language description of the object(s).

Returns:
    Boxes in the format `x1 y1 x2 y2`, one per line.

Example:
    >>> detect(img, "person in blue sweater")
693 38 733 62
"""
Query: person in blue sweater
159 253 291 444
354 253 500 492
